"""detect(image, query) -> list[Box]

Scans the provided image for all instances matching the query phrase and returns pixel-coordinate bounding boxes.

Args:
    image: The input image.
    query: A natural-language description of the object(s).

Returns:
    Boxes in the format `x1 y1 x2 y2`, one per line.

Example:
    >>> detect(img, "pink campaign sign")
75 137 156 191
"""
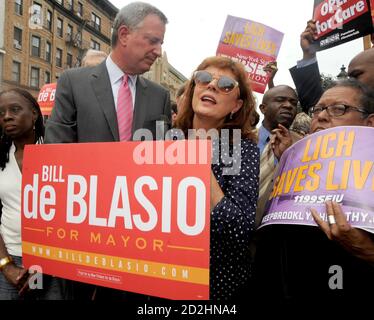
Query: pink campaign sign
260 126 374 233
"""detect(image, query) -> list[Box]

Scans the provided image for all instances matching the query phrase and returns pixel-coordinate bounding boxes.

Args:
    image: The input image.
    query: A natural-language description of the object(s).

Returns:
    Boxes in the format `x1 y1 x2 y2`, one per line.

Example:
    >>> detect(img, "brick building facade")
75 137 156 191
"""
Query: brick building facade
0 0 117 97
0 0 187 102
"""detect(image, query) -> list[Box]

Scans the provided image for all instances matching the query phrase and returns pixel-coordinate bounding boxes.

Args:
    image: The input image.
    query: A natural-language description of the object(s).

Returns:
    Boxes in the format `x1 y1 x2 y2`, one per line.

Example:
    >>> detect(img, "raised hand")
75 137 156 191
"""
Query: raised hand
264 61 278 89
300 20 318 60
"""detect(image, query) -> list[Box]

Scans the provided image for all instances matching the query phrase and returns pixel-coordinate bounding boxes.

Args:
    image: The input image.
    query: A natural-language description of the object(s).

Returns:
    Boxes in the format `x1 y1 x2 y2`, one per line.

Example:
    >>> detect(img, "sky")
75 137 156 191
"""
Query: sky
110 0 365 94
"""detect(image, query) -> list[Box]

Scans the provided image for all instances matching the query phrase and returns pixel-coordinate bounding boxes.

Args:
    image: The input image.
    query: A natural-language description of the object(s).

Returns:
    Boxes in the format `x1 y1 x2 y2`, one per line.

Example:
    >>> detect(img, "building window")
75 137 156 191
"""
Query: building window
31 35 41 57
46 41 51 62
12 61 21 83
13 27 22 50
90 39 100 50
67 24 73 35
31 2 42 25
67 53 73 68
66 0 73 11
67 24 73 40
30 67 40 88
77 2 83 17
56 48 62 67
15 0 23 15
46 10 52 30
45 71 51 84
75 31 82 47
91 12 101 31
57 18 63 37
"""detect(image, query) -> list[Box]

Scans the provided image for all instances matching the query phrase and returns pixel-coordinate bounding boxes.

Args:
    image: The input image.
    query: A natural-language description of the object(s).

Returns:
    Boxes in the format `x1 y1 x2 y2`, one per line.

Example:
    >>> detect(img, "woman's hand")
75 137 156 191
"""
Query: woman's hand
311 201 374 265
270 124 293 160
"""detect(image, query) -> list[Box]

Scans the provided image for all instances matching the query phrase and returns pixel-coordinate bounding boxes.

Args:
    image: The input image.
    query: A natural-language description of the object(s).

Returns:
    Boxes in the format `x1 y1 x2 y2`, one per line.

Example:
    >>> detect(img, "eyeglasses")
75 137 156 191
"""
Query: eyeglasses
193 70 239 94
309 104 368 118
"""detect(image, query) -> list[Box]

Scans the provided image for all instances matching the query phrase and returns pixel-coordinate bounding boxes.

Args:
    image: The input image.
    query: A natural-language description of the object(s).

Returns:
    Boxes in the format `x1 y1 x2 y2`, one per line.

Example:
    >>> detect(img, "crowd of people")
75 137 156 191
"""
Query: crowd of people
1 1 374 304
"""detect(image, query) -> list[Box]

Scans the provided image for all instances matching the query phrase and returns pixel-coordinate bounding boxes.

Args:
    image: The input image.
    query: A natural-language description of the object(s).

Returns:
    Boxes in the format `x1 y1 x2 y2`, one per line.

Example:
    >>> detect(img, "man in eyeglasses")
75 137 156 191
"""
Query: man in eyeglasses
289 20 374 113
253 78 374 303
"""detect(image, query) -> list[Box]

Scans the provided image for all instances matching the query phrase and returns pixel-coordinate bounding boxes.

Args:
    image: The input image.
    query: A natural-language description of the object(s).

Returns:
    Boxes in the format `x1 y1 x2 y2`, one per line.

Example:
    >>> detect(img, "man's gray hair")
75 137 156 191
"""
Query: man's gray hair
111 2 168 47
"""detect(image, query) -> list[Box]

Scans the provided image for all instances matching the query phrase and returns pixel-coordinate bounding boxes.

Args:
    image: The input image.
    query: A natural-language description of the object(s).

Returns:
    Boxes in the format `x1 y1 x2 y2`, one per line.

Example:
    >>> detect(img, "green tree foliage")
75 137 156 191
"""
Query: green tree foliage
320 73 335 90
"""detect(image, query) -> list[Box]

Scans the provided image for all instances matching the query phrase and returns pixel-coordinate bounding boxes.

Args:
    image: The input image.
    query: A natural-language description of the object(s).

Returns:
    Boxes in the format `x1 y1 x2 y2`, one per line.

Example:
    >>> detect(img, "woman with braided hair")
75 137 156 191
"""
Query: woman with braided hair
0 88 65 300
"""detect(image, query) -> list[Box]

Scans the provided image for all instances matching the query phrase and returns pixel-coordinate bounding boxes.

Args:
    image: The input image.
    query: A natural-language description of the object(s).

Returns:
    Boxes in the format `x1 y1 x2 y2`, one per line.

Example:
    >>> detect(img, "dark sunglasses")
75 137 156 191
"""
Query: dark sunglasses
193 70 239 94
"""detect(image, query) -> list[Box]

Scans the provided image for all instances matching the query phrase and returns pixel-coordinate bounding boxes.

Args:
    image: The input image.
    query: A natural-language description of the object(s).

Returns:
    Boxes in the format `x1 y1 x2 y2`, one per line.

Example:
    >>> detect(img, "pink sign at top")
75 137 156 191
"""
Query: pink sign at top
216 15 284 94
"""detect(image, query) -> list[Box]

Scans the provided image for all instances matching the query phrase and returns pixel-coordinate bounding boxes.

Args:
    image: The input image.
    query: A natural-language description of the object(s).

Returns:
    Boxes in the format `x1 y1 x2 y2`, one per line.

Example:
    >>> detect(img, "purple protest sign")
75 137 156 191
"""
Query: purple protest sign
260 126 374 233
216 15 284 94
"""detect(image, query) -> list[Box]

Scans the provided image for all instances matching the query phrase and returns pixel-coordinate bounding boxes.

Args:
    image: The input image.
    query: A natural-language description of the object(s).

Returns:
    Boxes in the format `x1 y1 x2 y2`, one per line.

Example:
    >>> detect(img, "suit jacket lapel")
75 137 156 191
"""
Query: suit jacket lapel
133 76 148 132
90 62 119 140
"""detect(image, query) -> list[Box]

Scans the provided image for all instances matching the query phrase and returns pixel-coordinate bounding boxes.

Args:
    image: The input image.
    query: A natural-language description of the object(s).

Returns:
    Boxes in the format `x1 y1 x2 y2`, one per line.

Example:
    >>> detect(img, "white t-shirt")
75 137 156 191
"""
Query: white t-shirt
0 143 22 256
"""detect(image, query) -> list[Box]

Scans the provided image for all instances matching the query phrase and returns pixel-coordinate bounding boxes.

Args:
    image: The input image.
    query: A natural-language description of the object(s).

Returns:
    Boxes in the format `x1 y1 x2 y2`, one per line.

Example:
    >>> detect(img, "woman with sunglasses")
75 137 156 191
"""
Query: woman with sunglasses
0 88 66 300
174 56 259 300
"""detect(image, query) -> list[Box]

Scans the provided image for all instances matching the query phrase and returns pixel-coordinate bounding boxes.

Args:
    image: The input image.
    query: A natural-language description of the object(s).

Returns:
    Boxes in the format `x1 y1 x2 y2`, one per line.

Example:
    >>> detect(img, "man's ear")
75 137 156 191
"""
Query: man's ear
365 113 374 127
259 103 266 115
117 25 131 46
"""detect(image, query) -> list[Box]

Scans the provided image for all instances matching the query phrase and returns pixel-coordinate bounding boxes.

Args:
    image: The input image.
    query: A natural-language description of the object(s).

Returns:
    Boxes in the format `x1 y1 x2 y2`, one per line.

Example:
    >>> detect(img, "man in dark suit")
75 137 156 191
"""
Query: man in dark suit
45 2 171 143
289 20 323 113
44 2 170 301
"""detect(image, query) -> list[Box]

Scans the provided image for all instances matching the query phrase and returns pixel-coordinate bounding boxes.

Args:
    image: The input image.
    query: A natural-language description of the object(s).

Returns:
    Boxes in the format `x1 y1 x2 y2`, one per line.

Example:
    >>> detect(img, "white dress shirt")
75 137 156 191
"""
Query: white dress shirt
105 54 138 110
